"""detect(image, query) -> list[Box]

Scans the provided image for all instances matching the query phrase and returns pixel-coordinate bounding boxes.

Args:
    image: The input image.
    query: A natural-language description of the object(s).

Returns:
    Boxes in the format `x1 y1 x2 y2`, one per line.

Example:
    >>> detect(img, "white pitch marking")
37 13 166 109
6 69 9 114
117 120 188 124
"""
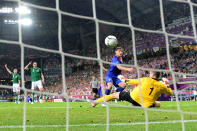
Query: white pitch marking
0 120 197 128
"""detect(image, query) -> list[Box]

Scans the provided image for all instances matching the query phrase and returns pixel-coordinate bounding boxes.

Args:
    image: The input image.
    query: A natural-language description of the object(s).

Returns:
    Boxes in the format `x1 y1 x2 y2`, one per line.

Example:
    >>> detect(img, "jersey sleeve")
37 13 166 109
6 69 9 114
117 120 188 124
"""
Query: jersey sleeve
40 68 43 74
164 86 173 96
125 79 139 85
29 67 32 72
158 82 173 96
18 75 21 80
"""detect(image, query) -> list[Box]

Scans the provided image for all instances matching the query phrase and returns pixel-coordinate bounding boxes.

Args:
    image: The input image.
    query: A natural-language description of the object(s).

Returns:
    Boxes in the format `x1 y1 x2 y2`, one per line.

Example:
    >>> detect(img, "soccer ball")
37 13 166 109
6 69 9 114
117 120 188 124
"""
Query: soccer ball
105 35 118 48
118 75 126 83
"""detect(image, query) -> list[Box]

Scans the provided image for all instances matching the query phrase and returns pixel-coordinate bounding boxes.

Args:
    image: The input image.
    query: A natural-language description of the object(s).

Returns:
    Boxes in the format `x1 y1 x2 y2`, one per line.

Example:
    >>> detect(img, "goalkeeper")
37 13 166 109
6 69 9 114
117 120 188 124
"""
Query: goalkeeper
90 71 173 108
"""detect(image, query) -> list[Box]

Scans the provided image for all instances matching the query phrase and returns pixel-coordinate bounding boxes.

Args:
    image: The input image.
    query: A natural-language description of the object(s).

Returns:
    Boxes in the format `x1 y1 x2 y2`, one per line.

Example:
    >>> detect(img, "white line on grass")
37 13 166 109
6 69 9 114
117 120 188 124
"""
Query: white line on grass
31 106 97 109
0 106 89 110
32 107 70 109
0 120 197 128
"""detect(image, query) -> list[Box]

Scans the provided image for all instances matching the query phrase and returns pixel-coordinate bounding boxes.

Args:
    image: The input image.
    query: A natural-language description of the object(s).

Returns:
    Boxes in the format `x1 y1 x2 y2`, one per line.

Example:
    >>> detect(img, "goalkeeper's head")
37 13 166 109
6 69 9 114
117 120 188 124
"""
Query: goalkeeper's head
149 71 160 79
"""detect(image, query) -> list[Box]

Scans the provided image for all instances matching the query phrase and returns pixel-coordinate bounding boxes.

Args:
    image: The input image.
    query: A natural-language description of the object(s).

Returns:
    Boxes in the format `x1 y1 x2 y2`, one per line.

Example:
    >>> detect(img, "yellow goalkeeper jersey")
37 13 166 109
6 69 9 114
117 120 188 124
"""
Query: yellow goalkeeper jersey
126 77 173 108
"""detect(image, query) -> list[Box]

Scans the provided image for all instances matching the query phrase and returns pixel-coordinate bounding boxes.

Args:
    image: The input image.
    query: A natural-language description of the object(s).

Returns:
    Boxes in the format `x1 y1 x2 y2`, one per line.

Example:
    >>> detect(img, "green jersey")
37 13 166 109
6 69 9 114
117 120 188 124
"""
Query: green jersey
11 73 20 84
30 67 42 82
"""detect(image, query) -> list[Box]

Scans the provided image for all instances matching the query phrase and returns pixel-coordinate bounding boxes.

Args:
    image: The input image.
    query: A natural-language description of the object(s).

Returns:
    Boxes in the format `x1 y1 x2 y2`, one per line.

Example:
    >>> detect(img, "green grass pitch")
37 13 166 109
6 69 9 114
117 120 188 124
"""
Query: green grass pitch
0 101 197 131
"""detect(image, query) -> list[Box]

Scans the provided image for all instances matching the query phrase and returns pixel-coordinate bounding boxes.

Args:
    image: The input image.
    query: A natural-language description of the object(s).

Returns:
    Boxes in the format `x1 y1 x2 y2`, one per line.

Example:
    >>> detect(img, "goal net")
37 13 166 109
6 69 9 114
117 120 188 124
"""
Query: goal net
0 0 197 131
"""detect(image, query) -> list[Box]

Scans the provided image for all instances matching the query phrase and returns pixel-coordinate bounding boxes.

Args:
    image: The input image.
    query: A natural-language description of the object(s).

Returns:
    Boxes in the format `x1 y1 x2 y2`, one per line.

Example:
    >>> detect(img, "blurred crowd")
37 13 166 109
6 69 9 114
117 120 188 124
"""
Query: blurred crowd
0 43 196 98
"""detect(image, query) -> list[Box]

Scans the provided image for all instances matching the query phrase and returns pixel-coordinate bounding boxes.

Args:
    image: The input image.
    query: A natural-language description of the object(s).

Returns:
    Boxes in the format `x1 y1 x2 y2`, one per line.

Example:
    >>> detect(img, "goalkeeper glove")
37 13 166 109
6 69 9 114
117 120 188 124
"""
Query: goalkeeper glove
160 77 170 87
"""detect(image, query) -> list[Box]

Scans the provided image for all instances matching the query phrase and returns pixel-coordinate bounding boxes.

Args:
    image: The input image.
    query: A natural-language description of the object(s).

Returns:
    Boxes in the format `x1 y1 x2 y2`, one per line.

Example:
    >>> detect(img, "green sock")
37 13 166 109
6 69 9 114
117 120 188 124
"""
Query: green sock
32 92 34 102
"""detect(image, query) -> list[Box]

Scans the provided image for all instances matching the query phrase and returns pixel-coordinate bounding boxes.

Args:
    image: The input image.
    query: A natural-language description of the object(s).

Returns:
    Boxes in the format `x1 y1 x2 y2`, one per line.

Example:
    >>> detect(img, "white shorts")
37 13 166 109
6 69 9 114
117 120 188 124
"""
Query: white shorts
32 80 43 90
13 84 20 92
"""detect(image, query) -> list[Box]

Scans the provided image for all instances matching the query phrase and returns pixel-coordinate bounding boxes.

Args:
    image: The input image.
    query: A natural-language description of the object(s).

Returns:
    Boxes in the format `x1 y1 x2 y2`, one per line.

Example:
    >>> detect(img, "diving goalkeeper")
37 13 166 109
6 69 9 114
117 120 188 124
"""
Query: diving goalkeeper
89 71 173 108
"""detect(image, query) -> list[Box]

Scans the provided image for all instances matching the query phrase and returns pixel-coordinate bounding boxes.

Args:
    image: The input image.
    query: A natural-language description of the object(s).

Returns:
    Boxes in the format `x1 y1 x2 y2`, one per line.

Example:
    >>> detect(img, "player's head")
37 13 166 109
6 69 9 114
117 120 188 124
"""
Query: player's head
92 76 96 80
13 68 18 74
149 71 160 79
33 62 37 68
115 47 124 57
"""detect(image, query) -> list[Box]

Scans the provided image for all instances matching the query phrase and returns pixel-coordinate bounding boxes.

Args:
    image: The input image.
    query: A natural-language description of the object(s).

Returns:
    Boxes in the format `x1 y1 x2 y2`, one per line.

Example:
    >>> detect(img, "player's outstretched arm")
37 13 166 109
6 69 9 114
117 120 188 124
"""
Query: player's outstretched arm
99 63 108 72
159 81 173 96
125 79 139 85
159 78 173 96
24 61 32 70
117 65 134 72
102 67 108 72
165 86 173 96
4 64 12 74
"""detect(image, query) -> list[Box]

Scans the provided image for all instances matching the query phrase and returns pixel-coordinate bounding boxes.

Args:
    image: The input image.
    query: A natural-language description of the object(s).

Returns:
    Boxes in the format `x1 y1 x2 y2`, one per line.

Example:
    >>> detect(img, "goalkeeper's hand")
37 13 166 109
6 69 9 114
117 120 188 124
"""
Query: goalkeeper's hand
160 77 170 87
125 79 130 84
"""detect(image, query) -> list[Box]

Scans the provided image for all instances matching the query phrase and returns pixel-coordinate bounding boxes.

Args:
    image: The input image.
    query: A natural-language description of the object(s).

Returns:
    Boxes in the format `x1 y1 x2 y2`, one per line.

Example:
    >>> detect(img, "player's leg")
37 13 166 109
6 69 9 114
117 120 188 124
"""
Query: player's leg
16 84 20 103
105 82 113 95
15 92 19 103
111 85 118 103
89 92 120 107
37 80 44 103
116 82 126 92
31 82 35 104
92 88 98 100
93 93 97 100
14 93 17 103
116 77 126 92
105 75 113 95
118 91 141 107
13 84 17 103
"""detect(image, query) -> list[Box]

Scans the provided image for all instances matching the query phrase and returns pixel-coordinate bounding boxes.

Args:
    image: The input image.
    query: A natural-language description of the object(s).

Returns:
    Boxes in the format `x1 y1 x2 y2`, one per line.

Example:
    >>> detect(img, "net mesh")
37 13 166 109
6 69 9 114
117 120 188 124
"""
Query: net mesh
0 0 197 131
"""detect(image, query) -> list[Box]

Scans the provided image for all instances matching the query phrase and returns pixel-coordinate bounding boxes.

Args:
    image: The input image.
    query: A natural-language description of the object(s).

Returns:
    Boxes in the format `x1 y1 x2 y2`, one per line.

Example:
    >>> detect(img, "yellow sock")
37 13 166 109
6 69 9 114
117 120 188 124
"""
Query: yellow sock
96 94 114 103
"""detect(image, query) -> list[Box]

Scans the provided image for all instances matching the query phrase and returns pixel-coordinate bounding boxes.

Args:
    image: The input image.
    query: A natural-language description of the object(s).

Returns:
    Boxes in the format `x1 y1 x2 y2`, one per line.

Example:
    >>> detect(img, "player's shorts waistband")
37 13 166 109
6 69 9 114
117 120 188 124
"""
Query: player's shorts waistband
105 74 120 77
32 80 42 82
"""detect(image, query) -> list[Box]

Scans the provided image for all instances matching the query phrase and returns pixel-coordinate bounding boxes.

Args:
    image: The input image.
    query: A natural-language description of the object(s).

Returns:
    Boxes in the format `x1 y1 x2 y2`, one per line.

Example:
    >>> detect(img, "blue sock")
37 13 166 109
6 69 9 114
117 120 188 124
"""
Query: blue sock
105 88 111 95
116 87 124 92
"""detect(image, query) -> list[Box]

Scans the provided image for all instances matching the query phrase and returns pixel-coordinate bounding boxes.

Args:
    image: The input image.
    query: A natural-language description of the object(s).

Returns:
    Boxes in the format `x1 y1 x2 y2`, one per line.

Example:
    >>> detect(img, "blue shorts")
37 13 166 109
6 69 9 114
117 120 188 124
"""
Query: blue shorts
105 75 122 87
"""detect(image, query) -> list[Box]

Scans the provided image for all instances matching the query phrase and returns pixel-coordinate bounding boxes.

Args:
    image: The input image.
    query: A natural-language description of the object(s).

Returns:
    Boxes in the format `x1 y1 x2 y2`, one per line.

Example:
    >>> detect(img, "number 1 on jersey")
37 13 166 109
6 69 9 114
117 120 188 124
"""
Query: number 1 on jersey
149 88 154 95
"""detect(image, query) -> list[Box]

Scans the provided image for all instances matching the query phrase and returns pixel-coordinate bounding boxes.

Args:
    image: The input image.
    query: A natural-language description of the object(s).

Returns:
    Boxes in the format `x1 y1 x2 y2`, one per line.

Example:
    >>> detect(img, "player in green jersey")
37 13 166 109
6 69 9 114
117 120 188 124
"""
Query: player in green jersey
4 64 21 104
25 61 45 104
